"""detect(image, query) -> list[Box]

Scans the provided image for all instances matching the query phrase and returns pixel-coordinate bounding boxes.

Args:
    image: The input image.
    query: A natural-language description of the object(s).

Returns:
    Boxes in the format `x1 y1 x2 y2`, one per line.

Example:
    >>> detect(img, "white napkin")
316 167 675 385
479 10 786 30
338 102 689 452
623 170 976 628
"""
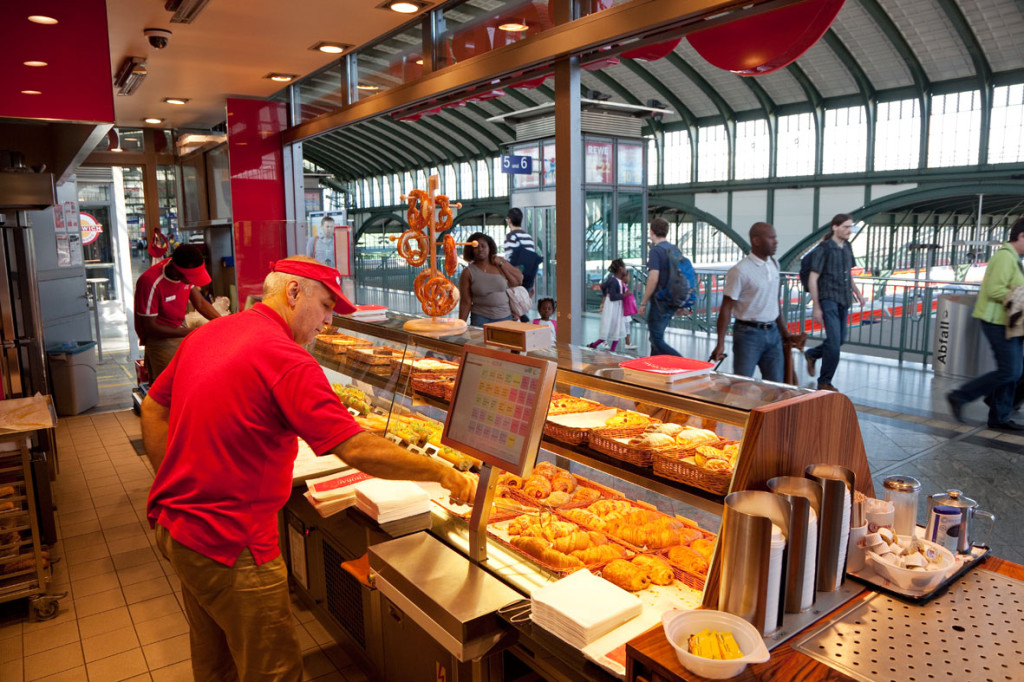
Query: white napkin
531 570 642 648
354 479 431 523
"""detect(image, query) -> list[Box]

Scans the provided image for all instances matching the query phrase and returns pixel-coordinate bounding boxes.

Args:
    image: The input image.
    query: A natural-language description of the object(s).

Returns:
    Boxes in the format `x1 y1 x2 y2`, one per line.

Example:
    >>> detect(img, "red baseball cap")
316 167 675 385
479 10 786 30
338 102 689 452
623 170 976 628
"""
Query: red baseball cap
175 262 212 287
272 260 356 314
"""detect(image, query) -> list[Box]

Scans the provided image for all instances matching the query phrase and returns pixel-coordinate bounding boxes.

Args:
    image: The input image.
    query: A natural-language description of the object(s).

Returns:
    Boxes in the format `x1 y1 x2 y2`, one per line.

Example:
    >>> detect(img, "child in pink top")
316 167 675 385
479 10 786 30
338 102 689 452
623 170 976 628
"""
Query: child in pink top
533 298 557 342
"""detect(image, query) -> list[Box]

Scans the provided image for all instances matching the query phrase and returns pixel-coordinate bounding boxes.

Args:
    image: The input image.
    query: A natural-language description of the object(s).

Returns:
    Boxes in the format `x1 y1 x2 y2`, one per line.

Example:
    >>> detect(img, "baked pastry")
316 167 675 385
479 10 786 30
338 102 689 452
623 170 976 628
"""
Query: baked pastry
541 491 571 508
602 559 651 592
627 432 675 448
675 427 719 449
570 487 601 505
562 508 605 531
588 500 633 516
677 527 705 546
497 472 523 489
616 525 680 550
668 545 710 576
550 471 577 494
644 423 685 437
691 538 715 561
632 554 674 586
605 410 653 429
522 476 552 499
551 531 593 554
509 536 584 571
572 543 626 565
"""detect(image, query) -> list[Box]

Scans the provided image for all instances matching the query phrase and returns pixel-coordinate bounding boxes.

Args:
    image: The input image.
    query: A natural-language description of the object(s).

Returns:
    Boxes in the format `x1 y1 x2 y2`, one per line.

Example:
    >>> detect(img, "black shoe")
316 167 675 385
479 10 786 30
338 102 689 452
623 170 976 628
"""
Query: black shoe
987 420 1024 431
947 393 965 423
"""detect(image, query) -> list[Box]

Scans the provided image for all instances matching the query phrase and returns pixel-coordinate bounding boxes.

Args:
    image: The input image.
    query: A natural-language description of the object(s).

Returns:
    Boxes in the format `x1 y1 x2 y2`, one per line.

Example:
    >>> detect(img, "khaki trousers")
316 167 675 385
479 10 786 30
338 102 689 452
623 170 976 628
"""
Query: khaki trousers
144 336 182 383
155 525 302 682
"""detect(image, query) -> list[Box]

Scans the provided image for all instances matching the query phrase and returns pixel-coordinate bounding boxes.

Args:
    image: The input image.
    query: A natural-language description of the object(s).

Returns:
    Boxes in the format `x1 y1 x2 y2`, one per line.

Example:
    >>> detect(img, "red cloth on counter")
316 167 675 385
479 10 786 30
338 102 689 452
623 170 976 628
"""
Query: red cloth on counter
146 302 362 566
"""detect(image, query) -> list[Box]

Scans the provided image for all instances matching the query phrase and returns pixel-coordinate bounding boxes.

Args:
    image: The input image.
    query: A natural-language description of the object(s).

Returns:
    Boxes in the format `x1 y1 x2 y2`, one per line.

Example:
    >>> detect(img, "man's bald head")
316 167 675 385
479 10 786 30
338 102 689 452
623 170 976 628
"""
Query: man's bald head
749 222 778 259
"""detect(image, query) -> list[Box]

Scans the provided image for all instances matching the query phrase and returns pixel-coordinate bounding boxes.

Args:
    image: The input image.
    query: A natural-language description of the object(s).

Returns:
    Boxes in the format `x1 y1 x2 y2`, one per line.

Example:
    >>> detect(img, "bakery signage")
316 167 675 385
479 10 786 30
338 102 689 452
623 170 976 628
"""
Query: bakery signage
79 212 104 245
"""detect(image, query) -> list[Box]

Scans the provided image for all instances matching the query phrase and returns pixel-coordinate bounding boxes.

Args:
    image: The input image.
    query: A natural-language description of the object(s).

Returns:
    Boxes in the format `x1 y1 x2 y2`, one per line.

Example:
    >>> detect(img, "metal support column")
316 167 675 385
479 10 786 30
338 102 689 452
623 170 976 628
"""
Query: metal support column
554 54 582 347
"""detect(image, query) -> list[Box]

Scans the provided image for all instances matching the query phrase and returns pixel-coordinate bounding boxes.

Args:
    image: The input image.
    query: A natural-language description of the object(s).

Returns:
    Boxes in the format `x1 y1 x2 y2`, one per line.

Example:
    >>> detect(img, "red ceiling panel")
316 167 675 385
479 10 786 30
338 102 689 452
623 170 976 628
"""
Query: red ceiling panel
0 0 114 123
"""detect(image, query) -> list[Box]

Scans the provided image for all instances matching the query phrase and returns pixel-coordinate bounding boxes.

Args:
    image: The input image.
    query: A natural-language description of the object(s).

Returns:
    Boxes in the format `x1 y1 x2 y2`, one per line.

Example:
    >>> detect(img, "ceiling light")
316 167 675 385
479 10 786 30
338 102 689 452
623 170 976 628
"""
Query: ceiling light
356 83 380 91
310 41 350 54
163 97 189 105
27 15 58 25
388 2 420 13
164 0 211 24
144 117 164 124
264 73 297 82
415 59 424 65
24 61 47 67
21 90 42 95
113 57 147 96
498 21 529 32
111 147 123 152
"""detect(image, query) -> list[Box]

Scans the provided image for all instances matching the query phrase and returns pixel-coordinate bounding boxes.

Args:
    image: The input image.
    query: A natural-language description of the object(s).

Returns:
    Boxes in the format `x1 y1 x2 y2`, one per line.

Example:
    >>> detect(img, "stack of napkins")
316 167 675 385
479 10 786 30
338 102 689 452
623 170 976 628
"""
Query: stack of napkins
354 479 431 524
303 469 374 518
531 570 643 649
342 304 388 322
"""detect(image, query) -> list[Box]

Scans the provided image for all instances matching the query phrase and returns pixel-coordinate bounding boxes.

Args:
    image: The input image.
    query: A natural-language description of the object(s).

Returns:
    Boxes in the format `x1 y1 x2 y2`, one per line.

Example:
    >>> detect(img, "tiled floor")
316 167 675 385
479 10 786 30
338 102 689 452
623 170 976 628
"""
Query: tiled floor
0 411 365 681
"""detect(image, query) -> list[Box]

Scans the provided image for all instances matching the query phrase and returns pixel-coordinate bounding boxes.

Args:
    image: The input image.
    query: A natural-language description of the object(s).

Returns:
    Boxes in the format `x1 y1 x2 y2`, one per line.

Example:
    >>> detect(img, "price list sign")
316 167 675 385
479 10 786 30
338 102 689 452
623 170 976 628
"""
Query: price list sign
443 345 556 476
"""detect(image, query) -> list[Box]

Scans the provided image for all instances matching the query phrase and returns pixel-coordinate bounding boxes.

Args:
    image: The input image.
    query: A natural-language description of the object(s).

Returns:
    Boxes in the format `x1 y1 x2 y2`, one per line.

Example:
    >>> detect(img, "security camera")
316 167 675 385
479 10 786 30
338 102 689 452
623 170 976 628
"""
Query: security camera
145 28 172 50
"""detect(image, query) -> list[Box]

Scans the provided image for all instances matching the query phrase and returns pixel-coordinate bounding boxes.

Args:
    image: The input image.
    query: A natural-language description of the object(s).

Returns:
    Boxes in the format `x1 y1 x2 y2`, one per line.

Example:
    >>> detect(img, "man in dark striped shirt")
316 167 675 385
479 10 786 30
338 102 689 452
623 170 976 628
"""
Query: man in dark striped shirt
805 213 866 391
503 207 535 259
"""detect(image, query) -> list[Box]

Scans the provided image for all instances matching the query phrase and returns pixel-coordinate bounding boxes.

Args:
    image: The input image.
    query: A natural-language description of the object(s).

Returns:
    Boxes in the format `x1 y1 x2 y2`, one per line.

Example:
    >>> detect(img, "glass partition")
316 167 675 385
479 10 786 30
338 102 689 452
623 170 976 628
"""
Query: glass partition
354 25 425 98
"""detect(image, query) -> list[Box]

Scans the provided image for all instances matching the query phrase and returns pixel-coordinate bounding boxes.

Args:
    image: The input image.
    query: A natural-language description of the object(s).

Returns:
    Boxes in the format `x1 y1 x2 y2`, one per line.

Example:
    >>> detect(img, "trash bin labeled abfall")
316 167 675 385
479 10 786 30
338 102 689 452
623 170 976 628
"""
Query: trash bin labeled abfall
932 295 997 379
46 341 99 416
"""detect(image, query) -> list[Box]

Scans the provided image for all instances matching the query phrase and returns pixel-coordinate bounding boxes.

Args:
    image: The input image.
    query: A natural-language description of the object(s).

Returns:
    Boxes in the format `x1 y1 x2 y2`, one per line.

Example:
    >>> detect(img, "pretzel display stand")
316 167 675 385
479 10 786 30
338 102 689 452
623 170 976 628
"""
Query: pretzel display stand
392 175 472 335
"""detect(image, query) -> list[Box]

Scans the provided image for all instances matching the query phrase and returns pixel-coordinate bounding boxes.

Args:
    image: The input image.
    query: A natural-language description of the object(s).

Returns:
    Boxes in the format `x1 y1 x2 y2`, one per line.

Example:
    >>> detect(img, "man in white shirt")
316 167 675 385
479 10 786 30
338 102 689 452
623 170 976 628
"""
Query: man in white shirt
711 222 799 382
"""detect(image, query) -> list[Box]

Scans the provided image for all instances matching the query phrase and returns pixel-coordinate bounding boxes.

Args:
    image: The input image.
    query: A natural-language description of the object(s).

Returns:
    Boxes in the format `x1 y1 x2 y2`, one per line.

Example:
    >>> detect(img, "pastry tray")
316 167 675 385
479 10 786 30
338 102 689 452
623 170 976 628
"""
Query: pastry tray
847 544 990 605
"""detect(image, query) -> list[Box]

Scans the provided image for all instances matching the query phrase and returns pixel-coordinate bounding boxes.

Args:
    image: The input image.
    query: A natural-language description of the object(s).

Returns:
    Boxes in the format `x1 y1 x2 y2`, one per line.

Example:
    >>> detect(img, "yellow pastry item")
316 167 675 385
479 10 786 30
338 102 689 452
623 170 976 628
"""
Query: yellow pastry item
602 559 651 591
631 554 673 585
687 628 743 660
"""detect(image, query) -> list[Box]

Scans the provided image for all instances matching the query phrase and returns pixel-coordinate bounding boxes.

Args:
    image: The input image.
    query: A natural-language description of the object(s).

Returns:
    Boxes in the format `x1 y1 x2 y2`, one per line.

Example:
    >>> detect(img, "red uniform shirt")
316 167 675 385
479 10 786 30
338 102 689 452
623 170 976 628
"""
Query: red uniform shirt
146 303 363 566
134 259 194 344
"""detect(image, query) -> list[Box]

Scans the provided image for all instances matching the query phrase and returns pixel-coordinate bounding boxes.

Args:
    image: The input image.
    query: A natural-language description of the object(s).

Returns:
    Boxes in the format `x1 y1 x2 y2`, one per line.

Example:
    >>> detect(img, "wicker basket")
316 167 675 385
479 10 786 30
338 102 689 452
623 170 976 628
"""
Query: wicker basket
543 421 592 445
588 429 676 467
314 334 373 356
652 440 737 495
488 521 629 577
657 540 716 592
410 376 452 399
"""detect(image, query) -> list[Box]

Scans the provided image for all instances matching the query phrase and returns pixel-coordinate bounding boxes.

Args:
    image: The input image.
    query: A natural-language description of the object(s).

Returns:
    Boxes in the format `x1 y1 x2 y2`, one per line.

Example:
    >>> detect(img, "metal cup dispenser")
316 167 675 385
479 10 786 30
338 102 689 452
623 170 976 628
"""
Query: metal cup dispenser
805 464 856 592
767 476 822 613
719 491 792 635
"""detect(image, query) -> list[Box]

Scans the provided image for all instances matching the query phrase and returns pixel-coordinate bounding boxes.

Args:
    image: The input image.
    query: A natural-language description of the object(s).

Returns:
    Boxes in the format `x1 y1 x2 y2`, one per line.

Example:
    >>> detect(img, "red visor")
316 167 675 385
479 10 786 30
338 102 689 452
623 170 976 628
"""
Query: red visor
272 260 356 314
176 263 211 287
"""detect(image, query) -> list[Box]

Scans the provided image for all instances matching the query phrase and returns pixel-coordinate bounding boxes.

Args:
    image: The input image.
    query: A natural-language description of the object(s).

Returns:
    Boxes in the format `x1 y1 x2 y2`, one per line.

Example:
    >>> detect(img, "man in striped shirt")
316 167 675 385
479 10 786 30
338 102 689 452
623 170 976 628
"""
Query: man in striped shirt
134 244 223 382
503 207 535 259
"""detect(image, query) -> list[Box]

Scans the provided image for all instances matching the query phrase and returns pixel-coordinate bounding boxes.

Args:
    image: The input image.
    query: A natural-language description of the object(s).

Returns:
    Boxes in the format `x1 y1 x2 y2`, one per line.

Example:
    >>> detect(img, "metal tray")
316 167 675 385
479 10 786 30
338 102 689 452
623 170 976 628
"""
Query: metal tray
846 544 989 605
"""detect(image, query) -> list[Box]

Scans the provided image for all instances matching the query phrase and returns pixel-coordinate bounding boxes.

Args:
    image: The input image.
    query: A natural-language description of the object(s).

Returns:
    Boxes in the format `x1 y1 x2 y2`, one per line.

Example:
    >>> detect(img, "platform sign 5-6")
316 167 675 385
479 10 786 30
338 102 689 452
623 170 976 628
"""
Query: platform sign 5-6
501 154 533 175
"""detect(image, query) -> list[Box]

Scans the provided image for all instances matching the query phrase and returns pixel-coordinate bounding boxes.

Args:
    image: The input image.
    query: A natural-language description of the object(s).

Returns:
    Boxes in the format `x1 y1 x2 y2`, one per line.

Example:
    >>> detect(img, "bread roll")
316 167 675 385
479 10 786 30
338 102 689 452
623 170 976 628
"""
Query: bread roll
632 554 674 586
675 427 719 449
691 538 715 561
523 476 552 499
602 559 651 591
668 545 710 576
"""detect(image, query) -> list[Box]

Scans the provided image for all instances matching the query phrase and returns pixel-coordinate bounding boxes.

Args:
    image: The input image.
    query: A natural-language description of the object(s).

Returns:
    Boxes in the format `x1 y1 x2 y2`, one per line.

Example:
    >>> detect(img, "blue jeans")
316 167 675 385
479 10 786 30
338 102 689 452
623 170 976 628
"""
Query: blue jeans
647 299 681 356
805 299 848 385
952 320 1024 425
470 312 513 327
732 324 784 382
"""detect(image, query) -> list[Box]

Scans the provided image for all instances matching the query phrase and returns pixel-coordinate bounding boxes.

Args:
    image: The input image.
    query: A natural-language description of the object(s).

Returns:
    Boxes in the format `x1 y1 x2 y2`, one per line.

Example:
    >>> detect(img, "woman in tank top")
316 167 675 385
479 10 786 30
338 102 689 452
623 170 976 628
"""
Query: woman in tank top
458 232 524 326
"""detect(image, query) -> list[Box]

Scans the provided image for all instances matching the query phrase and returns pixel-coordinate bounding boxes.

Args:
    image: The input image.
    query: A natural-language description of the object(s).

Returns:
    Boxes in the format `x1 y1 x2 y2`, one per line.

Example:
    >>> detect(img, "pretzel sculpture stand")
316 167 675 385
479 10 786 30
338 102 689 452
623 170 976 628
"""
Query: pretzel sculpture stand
392 175 469 335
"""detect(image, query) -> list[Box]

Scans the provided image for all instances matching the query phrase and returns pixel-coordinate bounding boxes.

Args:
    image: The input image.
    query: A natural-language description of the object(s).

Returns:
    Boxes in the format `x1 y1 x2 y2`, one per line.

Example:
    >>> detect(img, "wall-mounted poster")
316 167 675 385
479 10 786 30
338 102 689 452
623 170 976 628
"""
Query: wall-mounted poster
542 142 556 186
56 235 72 266
512 145 540 189
54 205 66 234
617 143 644 186
63 201 79 233
67 233 83 267
585 141 613 184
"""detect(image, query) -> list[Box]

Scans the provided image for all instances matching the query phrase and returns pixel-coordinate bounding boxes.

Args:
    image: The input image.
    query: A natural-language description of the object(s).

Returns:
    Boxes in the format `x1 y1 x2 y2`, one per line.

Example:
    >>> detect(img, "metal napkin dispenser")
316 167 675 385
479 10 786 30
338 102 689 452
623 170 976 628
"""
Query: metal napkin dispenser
719 490 792 635
767 476 823 613
805 464 856 592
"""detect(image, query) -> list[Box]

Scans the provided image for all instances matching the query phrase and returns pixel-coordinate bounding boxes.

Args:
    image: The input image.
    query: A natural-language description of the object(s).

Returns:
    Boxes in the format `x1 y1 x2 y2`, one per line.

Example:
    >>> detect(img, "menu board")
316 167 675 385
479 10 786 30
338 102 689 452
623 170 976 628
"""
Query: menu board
443 345 556 476
585 141 613 184
618 142 644 185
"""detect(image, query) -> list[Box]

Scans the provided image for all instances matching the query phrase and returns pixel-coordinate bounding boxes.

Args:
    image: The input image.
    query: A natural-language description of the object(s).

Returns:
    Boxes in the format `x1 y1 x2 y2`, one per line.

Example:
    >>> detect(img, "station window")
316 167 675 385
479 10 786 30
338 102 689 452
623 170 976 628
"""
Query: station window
989 84 1024 164
460 162 474 199
697 125 729 182
371 178 381 207
647 137 659 185
404 172 415 194
476 159 490 197
382 176 392 206
662 129 692 185
874 99 920 171
491 157 508 196
823 106 867 174
928 91 981 168
776 113 816 177
734 119 770 180
445 165 458 197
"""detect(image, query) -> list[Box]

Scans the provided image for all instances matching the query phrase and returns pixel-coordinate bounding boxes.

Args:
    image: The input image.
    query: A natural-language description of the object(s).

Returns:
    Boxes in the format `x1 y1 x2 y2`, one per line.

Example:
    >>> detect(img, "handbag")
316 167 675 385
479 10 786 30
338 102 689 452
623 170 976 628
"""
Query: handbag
622 285 638 317
507 286 532 319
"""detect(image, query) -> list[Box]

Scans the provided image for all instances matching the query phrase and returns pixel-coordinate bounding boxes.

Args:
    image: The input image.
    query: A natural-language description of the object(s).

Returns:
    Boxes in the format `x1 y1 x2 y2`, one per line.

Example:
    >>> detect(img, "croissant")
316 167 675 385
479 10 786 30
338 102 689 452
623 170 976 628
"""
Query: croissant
552 531 592 554
617 526 679 550
510 536 585 571
507 514 539 536
632 555 674 586
533 461 557 477
589 500 632 516
550 472 577 493
677 527 705 546
668 545 710 576
523 476 552 499
563 509 605 530
691 538 715 561
542 491 571 508
602 559 651 592
570 487 601 505
572 543 626 564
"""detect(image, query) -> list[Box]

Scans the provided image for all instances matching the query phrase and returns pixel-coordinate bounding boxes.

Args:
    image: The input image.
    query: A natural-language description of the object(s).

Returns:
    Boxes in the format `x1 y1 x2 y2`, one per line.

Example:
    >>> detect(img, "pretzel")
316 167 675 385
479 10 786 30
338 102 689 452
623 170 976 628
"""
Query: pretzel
403 189 431 230
434 195 458 231
420 275 459 317
414 267 439 300
442 234 458 276
397 229 429 267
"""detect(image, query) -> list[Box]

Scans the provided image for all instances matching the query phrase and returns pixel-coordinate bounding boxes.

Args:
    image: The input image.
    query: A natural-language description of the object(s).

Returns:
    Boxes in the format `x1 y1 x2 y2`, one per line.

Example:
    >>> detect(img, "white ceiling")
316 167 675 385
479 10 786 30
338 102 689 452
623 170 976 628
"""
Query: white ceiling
105 0 430 130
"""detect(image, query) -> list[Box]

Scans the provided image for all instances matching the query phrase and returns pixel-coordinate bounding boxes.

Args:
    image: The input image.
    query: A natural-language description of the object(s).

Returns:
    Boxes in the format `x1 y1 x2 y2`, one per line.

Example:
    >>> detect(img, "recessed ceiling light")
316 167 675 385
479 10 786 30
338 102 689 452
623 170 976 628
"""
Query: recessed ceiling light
163 97 189 105
144 118 164 124
498 21 529 32
24 60 48 67
415 59 424 65
27 15 58 25
310 41 350 54
21 90 42 95
389 2 419 13
356 83 380 91
264 73 297 82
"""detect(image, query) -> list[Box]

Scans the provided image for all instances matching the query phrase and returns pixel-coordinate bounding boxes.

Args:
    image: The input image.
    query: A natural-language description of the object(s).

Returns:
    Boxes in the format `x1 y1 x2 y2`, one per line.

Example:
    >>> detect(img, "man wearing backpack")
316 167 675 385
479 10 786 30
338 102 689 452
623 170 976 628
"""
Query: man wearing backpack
639 217 692 356
503 207 538 321
804 213 866 391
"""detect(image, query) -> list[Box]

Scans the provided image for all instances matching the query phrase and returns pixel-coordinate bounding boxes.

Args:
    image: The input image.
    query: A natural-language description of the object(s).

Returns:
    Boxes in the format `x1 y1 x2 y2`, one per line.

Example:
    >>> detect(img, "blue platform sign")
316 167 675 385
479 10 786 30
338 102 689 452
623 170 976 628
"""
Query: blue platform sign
501 154 533 175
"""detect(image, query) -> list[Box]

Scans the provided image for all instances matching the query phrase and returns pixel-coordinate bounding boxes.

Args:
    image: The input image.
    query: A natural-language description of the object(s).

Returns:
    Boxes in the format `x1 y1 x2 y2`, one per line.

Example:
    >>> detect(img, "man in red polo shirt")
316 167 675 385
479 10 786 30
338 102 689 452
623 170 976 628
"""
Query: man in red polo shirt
141 255 475 681
134 244 222 382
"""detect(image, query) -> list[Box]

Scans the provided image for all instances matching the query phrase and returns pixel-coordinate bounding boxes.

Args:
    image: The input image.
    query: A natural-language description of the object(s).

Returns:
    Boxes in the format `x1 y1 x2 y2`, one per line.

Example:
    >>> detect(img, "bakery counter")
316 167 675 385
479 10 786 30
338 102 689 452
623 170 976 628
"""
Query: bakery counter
626 556 1024 681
